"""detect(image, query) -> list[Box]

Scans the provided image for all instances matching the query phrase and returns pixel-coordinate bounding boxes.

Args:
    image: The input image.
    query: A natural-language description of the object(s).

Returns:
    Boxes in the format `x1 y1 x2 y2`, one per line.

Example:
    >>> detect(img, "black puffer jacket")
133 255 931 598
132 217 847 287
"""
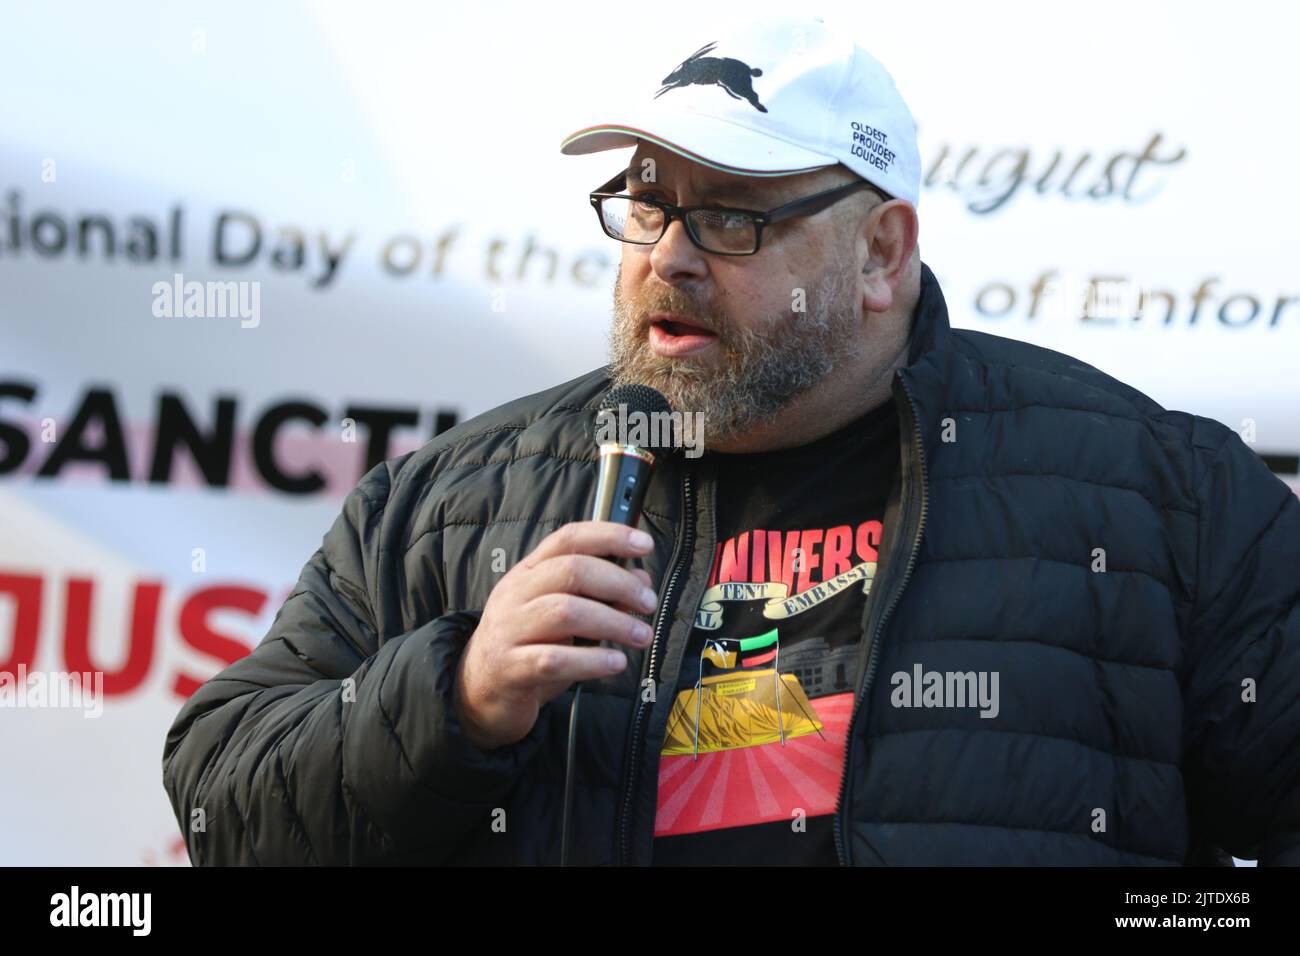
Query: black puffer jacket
161 262 1300 865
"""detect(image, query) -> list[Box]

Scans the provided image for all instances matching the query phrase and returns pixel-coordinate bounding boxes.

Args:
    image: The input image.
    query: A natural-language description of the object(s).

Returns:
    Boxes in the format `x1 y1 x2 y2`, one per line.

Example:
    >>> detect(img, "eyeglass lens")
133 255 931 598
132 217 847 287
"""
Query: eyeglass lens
599 197 758 253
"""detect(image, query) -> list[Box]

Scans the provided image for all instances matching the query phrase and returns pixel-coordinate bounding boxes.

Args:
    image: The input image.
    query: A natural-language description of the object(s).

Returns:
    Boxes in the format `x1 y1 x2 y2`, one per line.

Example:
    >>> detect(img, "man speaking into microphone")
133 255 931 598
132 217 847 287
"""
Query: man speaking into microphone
161 15 1300 866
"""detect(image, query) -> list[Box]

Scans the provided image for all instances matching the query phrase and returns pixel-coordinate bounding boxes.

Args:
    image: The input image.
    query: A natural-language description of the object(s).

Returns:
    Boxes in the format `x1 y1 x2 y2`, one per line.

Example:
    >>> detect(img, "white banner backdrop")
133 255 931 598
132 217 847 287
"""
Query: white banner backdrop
1 0 1295 864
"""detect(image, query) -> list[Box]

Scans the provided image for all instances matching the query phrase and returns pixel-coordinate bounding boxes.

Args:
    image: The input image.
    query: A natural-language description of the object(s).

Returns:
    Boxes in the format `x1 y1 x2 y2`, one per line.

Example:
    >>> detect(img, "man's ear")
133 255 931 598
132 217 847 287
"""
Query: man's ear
859 200 919 313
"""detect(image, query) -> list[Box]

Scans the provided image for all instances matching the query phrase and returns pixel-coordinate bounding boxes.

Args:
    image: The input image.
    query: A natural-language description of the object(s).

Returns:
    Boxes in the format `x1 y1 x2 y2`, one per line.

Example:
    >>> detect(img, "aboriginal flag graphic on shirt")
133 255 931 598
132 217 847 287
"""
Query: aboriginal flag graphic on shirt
652 398 899 865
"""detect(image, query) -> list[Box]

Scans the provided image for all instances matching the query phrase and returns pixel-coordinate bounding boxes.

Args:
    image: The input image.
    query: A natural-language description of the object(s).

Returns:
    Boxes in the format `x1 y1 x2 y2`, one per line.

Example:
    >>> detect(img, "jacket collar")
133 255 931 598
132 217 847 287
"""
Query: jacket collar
906 261 953 367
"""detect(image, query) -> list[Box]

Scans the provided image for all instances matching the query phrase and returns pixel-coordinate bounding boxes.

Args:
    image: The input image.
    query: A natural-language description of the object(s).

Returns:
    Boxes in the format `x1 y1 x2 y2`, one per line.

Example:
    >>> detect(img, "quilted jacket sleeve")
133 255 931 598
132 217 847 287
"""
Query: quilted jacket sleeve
161 459 554 865
1182 419 1300 865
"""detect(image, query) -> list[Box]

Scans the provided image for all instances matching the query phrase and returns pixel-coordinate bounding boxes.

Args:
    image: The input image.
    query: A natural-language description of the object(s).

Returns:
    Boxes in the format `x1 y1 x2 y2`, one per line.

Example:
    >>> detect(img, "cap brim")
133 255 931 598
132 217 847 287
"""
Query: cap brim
560 110 837 177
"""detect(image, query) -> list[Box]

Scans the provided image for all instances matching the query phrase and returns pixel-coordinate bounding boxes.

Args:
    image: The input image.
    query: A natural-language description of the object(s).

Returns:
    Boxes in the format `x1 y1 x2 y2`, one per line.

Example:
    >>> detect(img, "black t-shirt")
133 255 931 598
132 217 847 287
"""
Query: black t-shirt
652 397 899 865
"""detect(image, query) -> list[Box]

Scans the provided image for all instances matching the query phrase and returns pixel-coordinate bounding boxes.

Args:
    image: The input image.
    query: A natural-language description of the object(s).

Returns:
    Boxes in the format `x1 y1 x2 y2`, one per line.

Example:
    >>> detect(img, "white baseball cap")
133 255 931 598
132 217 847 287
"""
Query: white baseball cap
559 15 921 207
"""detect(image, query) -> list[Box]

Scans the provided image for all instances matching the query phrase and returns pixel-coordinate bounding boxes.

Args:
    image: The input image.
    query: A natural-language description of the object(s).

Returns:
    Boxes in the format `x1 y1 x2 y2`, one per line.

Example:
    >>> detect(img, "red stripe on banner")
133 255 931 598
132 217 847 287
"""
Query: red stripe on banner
742 648 777 667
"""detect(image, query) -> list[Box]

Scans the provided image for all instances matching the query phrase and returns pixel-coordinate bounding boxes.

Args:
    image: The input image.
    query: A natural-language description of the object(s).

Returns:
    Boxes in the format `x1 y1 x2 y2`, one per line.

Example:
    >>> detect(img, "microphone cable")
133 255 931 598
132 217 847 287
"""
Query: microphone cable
560 682 585 866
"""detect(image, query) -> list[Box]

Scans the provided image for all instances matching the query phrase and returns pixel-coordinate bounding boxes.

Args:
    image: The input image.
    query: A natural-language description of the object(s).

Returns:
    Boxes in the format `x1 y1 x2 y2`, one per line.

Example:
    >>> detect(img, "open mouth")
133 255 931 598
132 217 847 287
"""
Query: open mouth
648 314 719 357
653 316 715 337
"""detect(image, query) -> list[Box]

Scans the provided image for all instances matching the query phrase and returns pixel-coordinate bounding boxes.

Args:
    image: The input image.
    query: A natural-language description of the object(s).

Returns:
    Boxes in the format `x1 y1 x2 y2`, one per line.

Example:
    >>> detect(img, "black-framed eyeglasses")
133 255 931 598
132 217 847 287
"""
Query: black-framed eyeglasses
588 169 892 256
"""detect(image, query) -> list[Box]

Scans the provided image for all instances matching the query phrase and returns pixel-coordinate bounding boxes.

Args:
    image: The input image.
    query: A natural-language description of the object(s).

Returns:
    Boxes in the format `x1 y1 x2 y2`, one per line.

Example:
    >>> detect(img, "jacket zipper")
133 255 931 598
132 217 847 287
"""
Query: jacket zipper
832 374 930 866
618 470 695 866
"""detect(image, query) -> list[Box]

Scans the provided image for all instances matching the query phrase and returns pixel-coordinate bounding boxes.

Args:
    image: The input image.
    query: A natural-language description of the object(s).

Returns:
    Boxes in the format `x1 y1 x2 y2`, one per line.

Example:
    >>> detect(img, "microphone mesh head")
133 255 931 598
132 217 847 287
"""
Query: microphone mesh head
593 385 675 448
598 384 672 419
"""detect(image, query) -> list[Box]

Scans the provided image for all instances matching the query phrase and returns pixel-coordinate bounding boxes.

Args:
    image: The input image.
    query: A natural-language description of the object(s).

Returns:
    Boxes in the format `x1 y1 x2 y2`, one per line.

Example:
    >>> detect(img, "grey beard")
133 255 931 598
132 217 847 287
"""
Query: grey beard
607 263 862 449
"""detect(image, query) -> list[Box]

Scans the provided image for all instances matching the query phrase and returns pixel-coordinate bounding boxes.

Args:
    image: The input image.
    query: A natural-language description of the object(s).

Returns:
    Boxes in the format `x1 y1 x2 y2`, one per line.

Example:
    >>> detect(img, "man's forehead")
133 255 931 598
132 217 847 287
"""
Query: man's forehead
624 149 825 202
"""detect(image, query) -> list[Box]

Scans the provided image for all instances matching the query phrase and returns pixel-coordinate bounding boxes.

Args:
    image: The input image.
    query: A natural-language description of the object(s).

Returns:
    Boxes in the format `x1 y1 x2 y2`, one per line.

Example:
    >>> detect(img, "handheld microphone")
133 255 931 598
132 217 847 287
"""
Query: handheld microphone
562 384 673 864
577 384 674 647
591 383 673 524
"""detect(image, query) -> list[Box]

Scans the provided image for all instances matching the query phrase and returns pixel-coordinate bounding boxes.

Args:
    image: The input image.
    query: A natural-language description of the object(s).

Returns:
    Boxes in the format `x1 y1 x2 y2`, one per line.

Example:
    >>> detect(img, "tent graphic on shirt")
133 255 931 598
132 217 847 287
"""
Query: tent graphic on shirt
662 629 826 758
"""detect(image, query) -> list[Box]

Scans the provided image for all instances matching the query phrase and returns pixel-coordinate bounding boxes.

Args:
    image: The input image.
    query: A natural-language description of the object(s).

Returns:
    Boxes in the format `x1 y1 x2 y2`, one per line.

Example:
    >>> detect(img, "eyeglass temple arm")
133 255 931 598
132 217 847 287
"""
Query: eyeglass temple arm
765 180 891 225
595 169 631 194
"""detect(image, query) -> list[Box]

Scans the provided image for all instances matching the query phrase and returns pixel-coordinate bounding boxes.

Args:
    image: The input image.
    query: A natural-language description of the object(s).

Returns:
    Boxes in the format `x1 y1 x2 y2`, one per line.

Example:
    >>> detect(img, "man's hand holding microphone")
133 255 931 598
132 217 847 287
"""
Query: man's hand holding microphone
453 521 658 751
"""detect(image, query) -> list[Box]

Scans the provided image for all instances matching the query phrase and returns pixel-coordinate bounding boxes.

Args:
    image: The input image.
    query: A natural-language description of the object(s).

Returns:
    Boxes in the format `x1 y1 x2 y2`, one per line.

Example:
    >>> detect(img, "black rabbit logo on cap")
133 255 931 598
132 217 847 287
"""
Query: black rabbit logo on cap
655 41 768 113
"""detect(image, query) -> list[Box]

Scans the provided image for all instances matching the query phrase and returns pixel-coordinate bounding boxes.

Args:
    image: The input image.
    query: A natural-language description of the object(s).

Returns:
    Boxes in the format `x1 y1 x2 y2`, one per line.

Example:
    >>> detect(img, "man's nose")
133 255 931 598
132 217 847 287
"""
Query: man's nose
648 218 709 283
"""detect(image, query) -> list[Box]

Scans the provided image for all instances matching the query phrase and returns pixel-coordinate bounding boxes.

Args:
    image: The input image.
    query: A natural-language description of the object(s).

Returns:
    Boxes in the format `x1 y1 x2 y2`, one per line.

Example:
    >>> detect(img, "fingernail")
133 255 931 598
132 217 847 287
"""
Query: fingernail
631 620 653 643
607 651 627 670
640 587 658 612
629 529 653 550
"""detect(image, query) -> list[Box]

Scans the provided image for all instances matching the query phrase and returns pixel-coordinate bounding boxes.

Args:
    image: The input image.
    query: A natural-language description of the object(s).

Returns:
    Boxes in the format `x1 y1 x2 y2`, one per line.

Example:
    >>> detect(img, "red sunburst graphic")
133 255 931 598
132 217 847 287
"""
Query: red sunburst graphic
654 691 854 836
